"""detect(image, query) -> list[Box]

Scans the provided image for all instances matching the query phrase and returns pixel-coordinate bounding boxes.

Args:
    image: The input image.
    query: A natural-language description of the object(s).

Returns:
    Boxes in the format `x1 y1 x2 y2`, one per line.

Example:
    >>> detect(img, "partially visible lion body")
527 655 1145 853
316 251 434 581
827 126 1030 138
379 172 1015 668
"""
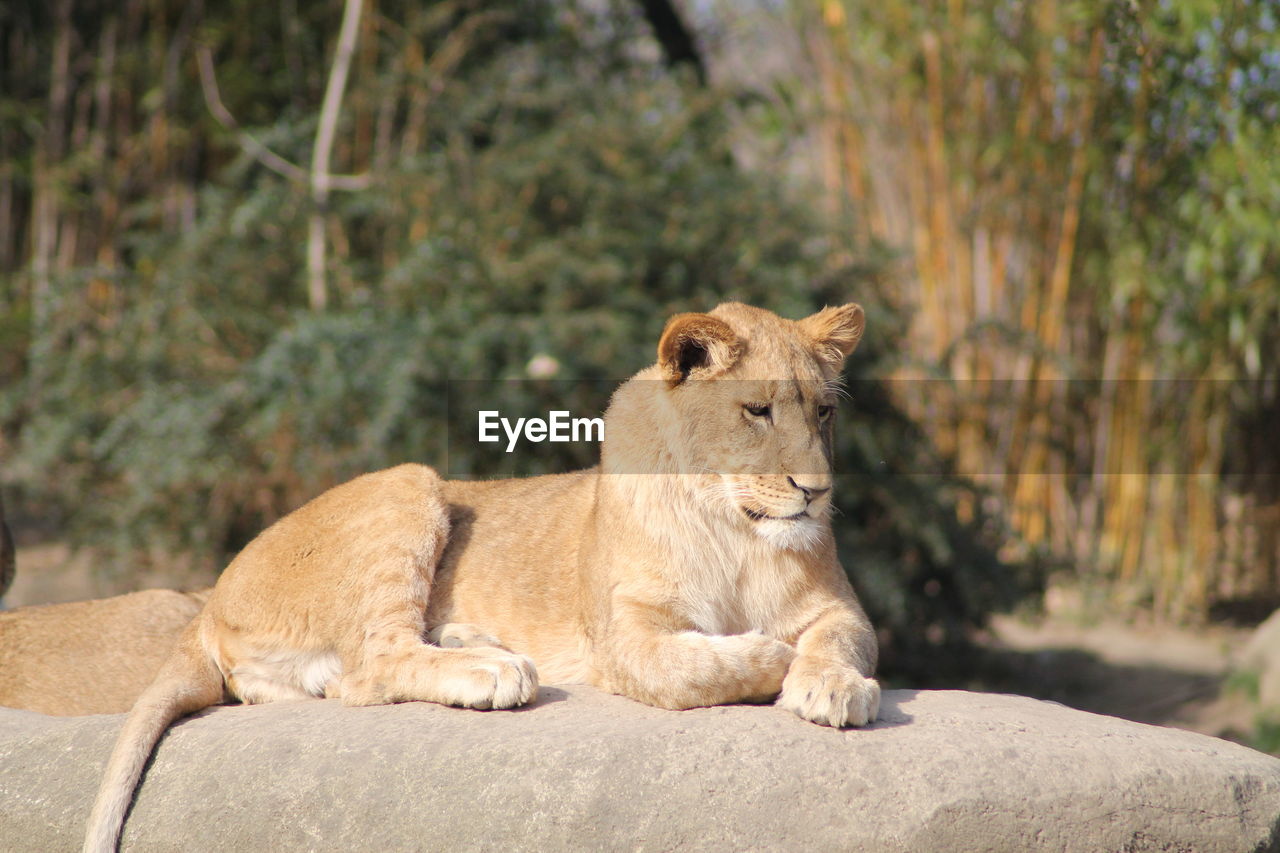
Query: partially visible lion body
84 302 881 852
0 590 208 716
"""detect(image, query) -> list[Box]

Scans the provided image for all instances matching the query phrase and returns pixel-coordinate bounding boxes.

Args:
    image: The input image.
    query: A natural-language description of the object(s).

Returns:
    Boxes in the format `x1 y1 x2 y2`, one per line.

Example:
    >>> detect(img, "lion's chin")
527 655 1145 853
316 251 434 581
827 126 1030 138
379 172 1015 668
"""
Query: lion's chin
747 513 825 552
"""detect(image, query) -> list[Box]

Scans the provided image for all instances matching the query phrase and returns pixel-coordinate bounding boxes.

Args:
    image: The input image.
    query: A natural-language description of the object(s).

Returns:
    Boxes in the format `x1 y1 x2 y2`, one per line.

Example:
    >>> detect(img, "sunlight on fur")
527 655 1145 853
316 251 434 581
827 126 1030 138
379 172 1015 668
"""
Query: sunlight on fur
81 302 881 853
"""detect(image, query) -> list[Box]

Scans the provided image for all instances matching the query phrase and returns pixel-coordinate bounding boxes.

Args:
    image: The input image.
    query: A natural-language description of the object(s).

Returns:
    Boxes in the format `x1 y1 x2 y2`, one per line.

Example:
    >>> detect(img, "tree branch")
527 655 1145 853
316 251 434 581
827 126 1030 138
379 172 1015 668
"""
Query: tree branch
195 43 371 191
196 45 306 183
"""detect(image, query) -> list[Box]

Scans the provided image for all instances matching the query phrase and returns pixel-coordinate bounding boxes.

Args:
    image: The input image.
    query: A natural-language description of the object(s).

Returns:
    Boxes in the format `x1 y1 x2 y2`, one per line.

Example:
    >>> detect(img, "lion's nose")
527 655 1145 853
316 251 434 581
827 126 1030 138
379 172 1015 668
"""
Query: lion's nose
787 476 831 504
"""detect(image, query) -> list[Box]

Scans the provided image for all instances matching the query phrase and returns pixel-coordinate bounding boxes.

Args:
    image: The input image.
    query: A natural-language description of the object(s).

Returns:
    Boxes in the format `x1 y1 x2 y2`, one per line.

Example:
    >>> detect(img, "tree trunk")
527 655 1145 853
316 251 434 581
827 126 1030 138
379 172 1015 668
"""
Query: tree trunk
308 0 365 312
635 0 706 85
0 491 15 601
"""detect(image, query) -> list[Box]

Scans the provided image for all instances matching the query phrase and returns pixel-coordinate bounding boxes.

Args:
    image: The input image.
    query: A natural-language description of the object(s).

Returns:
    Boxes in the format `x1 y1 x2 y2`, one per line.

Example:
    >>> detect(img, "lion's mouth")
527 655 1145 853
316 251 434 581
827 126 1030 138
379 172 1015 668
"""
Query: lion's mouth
742 507 808 523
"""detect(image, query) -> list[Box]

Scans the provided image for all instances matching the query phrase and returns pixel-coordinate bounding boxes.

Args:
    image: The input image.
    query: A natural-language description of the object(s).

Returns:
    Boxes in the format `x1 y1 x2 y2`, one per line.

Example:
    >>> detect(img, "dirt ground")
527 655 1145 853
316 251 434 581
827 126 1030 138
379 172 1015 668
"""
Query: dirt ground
975 586 1260 747
2 544 1264 749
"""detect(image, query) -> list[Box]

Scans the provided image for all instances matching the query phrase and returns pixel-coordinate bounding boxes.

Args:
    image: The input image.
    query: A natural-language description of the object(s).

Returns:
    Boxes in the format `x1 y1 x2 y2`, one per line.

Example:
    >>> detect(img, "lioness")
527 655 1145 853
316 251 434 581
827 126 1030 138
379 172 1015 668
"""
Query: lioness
0 589 209 715
85 302 880 853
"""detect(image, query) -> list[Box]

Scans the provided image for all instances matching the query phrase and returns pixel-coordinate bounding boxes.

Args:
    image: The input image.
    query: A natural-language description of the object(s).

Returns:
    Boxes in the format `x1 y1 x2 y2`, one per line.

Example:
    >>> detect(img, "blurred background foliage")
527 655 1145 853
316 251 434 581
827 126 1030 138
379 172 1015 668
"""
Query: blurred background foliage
792 0 1278 621
0 0 1275 680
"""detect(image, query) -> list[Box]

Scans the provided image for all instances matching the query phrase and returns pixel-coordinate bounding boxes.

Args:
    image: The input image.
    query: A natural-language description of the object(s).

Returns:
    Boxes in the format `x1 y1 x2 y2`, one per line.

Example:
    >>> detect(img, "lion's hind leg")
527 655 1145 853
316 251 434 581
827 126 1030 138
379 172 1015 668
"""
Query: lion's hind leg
335 549 539 710
224 647 342 704
298 464 537 711
339 566 536 711
340 627 538 710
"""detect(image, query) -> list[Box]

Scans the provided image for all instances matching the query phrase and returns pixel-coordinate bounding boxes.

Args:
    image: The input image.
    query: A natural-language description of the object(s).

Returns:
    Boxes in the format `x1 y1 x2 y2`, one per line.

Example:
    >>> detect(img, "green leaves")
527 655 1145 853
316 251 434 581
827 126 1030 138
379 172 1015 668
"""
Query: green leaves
0 0 1032 675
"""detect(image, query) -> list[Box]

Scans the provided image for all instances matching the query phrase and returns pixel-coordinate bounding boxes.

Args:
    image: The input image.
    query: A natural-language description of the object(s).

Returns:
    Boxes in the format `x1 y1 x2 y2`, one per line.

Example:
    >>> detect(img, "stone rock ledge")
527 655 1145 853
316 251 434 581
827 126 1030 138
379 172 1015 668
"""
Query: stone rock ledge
1 687 1278 852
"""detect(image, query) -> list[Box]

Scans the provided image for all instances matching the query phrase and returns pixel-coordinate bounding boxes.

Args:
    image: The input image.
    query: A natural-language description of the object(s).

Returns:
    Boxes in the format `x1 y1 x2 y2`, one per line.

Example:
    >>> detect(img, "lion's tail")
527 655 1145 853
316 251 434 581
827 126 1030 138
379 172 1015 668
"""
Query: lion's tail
83 618 224 853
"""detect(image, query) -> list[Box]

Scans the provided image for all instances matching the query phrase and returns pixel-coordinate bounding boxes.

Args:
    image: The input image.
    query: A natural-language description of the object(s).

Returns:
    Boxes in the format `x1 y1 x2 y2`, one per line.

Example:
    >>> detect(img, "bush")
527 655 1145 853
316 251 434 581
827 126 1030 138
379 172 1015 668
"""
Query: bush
1 0 1036 677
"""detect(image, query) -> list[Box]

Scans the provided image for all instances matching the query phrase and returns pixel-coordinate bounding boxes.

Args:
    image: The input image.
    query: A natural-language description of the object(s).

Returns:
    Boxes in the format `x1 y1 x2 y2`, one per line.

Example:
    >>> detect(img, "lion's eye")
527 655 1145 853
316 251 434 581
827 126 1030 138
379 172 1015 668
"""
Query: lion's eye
817 405 834 421
744 403 771 419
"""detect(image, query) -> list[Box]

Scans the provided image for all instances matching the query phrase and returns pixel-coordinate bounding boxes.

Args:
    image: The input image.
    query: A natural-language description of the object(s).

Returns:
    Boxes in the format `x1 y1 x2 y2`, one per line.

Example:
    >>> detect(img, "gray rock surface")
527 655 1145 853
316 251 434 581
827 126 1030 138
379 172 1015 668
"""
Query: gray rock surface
1 687 1278 852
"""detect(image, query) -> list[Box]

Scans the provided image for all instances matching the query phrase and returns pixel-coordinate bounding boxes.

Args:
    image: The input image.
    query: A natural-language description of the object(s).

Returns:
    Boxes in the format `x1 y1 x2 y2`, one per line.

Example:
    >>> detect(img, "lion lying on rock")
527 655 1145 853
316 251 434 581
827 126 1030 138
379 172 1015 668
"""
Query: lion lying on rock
84 302 880 852
0 589 208 715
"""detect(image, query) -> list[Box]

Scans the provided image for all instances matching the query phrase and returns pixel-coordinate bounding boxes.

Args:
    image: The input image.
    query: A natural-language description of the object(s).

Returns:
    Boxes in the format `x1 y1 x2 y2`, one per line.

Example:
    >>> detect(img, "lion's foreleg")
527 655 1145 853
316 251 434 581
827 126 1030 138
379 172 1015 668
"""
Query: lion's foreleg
598 601 795 710
776 605 880 727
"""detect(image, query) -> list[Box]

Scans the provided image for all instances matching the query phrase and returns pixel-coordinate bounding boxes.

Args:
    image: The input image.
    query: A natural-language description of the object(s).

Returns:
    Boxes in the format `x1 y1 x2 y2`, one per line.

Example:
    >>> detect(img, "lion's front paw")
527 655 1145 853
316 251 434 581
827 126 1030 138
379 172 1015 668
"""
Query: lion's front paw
777 661 879 728
712 632 796 701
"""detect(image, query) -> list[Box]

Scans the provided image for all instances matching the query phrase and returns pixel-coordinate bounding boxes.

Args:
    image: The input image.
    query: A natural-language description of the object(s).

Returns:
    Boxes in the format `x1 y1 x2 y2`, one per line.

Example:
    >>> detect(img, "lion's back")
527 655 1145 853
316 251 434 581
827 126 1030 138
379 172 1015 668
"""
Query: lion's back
0 589 207 715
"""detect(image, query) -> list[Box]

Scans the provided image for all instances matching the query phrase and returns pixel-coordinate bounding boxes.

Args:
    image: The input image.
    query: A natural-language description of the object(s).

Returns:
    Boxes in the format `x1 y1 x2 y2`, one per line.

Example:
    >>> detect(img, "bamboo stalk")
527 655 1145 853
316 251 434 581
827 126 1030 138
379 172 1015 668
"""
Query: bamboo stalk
798 0 1279 620
1012 25 1104 544
920 30 957 357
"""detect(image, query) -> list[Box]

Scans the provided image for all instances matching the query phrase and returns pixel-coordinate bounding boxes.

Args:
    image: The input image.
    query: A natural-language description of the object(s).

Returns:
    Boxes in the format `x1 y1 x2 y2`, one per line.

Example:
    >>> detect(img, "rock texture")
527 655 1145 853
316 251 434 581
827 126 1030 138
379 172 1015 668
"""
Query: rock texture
1 687 1278 852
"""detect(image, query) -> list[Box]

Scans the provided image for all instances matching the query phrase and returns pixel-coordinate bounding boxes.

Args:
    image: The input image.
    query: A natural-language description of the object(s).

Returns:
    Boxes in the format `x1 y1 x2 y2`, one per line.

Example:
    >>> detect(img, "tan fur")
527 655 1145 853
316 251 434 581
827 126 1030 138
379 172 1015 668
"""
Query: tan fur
0 589 209 715
84 302 880 853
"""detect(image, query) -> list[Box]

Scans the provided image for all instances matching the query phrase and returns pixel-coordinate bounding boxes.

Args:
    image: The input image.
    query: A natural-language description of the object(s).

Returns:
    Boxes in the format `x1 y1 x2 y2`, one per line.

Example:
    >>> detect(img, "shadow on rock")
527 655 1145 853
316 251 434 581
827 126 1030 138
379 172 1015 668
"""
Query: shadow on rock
870 690 914 729
511 684 572 712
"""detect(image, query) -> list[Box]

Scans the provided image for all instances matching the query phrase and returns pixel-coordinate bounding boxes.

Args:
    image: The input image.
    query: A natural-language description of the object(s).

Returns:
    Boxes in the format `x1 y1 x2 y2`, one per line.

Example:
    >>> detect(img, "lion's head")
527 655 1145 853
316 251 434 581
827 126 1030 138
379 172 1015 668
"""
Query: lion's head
604 302 865 551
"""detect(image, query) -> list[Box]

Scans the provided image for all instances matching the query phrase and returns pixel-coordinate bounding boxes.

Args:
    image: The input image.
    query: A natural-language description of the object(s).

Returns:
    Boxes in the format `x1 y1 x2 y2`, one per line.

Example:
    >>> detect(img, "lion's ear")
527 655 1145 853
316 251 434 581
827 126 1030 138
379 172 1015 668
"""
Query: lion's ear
657 313 741 385
800 303 865 368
